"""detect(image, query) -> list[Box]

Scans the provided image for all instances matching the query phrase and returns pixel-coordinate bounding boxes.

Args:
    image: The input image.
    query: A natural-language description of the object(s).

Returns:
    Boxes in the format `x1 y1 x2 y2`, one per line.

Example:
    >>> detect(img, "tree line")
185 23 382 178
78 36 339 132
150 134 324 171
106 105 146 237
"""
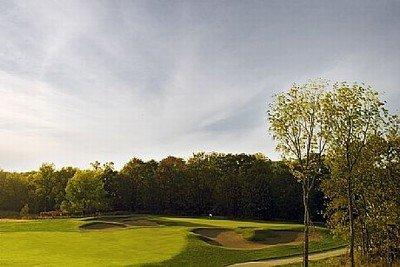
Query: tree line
0 153 324 222
268 80 399 265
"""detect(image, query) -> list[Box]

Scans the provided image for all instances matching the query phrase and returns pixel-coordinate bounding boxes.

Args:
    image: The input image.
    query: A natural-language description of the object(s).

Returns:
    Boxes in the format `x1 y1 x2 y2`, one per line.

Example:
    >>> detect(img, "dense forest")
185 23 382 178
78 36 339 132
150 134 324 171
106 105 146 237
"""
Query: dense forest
0 153 324 222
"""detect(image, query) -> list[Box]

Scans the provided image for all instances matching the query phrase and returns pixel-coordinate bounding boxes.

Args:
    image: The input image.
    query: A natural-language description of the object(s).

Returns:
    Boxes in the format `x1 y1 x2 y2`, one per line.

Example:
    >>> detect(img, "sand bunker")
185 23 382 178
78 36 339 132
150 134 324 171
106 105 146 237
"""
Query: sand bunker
80 221 127 230
251 229 321 245
192 228 267 250
192 228 321 250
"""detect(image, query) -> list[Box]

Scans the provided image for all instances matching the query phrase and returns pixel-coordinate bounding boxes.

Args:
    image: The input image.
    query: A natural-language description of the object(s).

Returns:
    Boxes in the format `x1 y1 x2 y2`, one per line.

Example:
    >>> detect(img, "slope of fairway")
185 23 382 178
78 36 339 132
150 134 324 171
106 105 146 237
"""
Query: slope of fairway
0 219 187 266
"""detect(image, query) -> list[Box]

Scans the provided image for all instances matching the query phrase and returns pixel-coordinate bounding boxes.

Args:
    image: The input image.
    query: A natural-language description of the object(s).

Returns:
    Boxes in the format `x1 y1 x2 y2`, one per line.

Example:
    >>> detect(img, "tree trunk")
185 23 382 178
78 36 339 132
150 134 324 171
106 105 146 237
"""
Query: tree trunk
348 181 355 267
303 183 309 267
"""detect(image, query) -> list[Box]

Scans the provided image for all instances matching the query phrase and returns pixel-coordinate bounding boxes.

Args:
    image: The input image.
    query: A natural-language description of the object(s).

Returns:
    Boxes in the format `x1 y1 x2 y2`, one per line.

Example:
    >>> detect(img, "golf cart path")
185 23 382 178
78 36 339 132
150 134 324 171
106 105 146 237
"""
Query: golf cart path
230 247 347 266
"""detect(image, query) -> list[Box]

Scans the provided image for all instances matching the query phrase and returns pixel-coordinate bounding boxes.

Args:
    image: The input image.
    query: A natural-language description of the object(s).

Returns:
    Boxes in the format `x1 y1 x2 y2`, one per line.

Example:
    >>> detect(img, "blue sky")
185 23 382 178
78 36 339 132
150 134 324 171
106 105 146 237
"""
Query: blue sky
1 0 399 171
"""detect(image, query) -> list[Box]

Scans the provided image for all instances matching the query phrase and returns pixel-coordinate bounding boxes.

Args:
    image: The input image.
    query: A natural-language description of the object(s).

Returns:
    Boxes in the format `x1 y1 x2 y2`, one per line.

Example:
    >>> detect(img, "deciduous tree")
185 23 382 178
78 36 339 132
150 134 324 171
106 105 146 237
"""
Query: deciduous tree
322 82 390 266
268 80 328 266
63 170 107 214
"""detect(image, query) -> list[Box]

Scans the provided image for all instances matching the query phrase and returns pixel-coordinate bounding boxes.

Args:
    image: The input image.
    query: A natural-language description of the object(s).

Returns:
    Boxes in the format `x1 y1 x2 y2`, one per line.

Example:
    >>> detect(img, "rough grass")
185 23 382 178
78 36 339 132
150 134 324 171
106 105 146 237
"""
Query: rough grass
0 215 346 266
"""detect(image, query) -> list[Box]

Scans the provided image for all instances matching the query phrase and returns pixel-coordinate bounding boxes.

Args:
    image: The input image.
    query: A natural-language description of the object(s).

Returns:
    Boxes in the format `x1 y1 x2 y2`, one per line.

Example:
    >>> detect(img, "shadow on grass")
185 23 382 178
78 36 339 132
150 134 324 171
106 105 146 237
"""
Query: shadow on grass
144 228 346 267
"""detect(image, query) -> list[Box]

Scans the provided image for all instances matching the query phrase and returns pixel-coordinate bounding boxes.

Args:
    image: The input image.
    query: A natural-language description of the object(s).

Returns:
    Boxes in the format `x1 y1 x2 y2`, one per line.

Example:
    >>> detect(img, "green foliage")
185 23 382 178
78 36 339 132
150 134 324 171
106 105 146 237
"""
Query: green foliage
269 80 399 264
96 162 123 211
0 171 29 212
268 79 329 217
268 80 328 163
321 82 399 262
63 170 107 214
53 167 77 209
19 204 29 216
24 164 76 213
1 153 317 221
120 158 158 212
155 156 189 214
268 79 331 265
28 163 56 212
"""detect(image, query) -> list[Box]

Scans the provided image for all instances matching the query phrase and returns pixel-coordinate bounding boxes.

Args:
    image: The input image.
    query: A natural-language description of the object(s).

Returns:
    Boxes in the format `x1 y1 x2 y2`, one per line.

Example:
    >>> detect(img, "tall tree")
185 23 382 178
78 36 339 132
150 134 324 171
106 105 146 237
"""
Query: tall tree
186 153 217 215
268 80 328 266
30 163 57 212
0 171 29 212
322 82 389 266
97 162 121 211
120 158 158 212
269 161 303 221
63 170 107 214
155 157 187 214
52 167 77 210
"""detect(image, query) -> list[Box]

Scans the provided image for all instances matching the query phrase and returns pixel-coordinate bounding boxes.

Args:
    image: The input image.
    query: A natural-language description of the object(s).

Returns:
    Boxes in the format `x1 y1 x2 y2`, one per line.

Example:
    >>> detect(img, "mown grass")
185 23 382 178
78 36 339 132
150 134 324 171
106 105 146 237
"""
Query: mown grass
151 226 345 266
0 220 187 266
0 215 345 266
0 218 83 232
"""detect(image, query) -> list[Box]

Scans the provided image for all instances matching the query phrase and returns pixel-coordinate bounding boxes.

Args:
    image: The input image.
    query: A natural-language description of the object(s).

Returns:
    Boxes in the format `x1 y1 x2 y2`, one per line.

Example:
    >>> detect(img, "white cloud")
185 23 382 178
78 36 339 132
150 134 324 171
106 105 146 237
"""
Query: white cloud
0 0 399 170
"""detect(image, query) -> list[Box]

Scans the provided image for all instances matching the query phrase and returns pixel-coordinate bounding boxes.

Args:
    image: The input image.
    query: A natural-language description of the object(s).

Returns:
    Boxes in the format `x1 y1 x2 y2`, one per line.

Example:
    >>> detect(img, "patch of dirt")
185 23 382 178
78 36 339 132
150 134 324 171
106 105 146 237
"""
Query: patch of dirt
80 221 127 230
192 228 268 250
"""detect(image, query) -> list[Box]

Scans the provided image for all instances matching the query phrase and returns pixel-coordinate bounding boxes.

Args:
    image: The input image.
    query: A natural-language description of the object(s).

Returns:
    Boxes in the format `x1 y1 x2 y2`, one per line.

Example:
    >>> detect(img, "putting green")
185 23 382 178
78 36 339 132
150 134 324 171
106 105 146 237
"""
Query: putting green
0 219 186 266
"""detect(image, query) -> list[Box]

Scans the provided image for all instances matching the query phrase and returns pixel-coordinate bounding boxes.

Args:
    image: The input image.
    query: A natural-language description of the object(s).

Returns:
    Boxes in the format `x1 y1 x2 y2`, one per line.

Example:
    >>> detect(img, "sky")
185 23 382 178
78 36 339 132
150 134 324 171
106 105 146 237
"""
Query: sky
0 0 399 171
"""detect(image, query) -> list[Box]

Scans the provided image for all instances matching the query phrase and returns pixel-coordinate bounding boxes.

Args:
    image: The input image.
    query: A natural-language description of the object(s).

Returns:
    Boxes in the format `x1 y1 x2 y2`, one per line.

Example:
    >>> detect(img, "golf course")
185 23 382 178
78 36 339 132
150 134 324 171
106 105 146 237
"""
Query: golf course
0 215 345 266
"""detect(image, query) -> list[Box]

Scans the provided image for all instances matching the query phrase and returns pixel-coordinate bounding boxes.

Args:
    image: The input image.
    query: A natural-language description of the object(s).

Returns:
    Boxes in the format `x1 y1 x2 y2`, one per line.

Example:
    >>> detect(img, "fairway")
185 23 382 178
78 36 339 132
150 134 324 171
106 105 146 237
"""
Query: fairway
0 216 345 266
